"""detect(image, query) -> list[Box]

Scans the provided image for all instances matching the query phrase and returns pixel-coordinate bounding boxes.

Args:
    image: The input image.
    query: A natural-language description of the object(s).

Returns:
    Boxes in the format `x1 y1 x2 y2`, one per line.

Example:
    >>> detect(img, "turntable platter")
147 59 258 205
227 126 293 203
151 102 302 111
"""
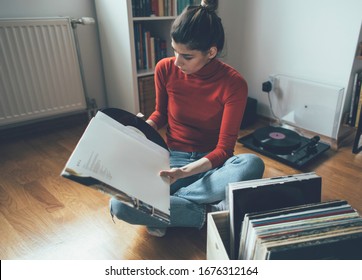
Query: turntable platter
253 126 301 154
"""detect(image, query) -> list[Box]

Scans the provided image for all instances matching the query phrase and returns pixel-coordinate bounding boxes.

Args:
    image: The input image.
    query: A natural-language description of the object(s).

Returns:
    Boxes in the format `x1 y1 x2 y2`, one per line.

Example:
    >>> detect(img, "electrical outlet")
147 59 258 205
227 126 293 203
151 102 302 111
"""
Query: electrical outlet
262 81 272 93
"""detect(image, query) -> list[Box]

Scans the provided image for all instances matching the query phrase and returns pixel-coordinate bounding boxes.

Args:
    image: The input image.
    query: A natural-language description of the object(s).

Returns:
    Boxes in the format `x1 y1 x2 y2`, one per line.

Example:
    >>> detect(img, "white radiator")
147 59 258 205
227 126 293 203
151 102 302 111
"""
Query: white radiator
0 17 86 127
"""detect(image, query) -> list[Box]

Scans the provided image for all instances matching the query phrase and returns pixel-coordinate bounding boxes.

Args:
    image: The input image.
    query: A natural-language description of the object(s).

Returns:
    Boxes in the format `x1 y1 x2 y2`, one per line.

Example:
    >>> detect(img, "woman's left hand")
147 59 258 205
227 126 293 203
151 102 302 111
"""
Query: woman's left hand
159 168 185 185
159 157 212 185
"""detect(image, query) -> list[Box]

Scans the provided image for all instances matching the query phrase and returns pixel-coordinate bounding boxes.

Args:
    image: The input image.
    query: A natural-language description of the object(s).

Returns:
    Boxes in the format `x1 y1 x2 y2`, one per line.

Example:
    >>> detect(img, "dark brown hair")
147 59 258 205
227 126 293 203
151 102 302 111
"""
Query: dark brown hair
171 0 224 53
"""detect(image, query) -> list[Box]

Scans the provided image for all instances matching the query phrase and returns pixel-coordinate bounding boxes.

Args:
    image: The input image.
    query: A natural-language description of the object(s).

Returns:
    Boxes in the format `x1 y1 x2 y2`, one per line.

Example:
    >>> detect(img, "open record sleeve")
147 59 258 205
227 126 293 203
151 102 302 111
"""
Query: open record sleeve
61 111 170 224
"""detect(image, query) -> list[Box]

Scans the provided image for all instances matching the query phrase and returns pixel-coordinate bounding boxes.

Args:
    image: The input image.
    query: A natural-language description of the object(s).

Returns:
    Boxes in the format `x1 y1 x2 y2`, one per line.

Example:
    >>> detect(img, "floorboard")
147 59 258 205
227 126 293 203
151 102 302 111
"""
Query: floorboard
0 118 361 259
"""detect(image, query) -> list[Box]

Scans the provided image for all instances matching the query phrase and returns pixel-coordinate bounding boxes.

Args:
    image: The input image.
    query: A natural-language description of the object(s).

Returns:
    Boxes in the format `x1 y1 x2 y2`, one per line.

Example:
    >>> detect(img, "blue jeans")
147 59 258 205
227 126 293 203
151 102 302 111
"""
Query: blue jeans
110 151 264 229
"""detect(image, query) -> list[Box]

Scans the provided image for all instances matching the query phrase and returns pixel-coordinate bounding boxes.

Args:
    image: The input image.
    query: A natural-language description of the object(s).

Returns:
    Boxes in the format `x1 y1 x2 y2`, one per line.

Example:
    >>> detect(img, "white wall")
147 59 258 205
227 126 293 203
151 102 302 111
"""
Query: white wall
219 0 362 138
95 0 140 114
0 0 107 109
1 0 361 138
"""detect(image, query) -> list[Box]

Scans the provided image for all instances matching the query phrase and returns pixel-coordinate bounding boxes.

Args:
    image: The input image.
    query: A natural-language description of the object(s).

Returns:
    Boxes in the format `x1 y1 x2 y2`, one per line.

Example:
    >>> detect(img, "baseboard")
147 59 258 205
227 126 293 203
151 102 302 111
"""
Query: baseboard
0 112 89 142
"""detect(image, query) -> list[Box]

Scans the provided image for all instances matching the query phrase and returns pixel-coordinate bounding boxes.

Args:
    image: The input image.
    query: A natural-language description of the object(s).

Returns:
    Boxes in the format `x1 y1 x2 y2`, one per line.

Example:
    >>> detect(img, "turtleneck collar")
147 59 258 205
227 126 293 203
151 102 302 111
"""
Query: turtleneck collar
190 58 222 80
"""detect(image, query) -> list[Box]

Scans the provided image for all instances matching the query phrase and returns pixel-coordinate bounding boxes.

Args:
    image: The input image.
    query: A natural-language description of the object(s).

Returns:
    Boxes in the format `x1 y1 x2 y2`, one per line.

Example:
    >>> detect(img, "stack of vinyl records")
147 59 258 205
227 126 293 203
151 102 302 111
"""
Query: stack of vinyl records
238 200 362 260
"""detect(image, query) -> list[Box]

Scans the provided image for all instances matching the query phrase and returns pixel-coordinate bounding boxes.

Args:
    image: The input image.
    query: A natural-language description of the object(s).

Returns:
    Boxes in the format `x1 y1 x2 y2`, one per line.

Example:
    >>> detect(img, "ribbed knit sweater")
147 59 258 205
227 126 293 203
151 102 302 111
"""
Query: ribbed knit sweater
149 57 248 168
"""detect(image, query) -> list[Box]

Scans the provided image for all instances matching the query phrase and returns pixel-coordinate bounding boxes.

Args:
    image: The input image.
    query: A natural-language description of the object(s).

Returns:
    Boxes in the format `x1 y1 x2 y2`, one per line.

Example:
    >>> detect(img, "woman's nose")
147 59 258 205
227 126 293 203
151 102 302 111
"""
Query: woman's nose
174 54 183 67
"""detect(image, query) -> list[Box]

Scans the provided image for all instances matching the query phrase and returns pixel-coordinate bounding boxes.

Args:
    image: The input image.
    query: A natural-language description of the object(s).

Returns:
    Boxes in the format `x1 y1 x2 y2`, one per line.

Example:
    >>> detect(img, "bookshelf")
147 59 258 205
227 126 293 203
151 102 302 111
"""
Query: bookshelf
95 0 196 117
351 41 362 153
344 25 362 153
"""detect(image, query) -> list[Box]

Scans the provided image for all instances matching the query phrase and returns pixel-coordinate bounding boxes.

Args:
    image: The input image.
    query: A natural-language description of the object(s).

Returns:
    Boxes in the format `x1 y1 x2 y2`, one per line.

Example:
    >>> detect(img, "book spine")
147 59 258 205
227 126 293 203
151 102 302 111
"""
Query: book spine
158 0 164 16
144 31 149 69
141 24 145 69
134 24 140 70
146 31 152 69
348 73 358 125
150 37 156 69
350 72 362 126
160 39 167 59
355 86 362 128
151 0 159 16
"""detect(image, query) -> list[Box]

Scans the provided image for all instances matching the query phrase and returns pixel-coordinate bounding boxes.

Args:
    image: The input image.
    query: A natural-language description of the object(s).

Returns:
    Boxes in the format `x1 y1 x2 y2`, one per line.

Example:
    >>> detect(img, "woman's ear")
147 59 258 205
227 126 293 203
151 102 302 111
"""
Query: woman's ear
208 46 218 59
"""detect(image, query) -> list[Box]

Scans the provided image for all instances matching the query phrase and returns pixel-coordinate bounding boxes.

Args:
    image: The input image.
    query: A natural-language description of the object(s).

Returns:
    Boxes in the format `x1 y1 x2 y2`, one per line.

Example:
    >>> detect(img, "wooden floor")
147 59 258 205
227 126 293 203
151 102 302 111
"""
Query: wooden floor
0 117 361 260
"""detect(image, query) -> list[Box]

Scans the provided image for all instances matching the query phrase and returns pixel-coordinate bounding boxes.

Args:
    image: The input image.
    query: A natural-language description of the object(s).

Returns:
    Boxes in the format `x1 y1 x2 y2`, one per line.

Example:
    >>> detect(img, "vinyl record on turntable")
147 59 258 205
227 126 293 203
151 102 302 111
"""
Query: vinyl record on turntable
238 125 330 168
100 108 168 150
253 126 302 154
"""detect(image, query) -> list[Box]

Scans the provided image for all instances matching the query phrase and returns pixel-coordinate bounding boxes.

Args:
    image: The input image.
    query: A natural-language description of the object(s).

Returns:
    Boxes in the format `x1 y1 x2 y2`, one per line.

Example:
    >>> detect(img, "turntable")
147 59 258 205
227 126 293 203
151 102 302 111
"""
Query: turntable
238 126 330 168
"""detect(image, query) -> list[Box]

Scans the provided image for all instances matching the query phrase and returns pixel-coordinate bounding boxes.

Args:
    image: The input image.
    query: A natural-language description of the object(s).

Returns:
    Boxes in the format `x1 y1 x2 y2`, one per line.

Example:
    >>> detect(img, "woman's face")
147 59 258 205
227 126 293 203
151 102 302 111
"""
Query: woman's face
171 40 216 75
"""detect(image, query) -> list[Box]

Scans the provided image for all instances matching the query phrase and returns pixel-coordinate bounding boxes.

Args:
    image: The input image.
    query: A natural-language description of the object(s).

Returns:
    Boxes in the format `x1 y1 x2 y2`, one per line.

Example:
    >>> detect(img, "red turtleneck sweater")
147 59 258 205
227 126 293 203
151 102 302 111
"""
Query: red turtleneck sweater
149 57 248 168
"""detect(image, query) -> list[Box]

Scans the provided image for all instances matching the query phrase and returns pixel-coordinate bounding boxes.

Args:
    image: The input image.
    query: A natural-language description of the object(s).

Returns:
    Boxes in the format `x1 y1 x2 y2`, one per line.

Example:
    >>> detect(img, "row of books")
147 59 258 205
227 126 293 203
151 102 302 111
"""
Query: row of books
131 0 201 18
134 23 167 71
347 70 362 127
132 0 175 17
238 200 362 260
176 0 200 14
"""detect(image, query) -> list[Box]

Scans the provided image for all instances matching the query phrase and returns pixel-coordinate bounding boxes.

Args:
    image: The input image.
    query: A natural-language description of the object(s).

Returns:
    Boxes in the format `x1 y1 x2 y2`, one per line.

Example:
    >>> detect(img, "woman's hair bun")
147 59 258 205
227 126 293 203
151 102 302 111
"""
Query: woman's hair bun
200 0 218 12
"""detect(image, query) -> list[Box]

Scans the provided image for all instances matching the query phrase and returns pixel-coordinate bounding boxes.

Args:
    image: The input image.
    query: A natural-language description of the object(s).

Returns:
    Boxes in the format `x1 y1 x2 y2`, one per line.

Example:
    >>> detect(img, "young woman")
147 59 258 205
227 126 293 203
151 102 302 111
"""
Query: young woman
110 0 265 237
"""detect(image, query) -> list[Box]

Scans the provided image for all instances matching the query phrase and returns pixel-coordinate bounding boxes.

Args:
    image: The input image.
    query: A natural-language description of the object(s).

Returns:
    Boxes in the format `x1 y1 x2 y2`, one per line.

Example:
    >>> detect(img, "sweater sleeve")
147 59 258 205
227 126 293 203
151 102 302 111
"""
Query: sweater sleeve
204 75 248 168
148 58 170 129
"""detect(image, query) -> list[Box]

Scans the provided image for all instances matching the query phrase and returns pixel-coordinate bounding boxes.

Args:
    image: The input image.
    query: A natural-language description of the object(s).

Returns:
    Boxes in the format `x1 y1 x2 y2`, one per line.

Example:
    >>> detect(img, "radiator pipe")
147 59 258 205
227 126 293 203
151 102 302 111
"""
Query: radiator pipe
71 17 97 120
